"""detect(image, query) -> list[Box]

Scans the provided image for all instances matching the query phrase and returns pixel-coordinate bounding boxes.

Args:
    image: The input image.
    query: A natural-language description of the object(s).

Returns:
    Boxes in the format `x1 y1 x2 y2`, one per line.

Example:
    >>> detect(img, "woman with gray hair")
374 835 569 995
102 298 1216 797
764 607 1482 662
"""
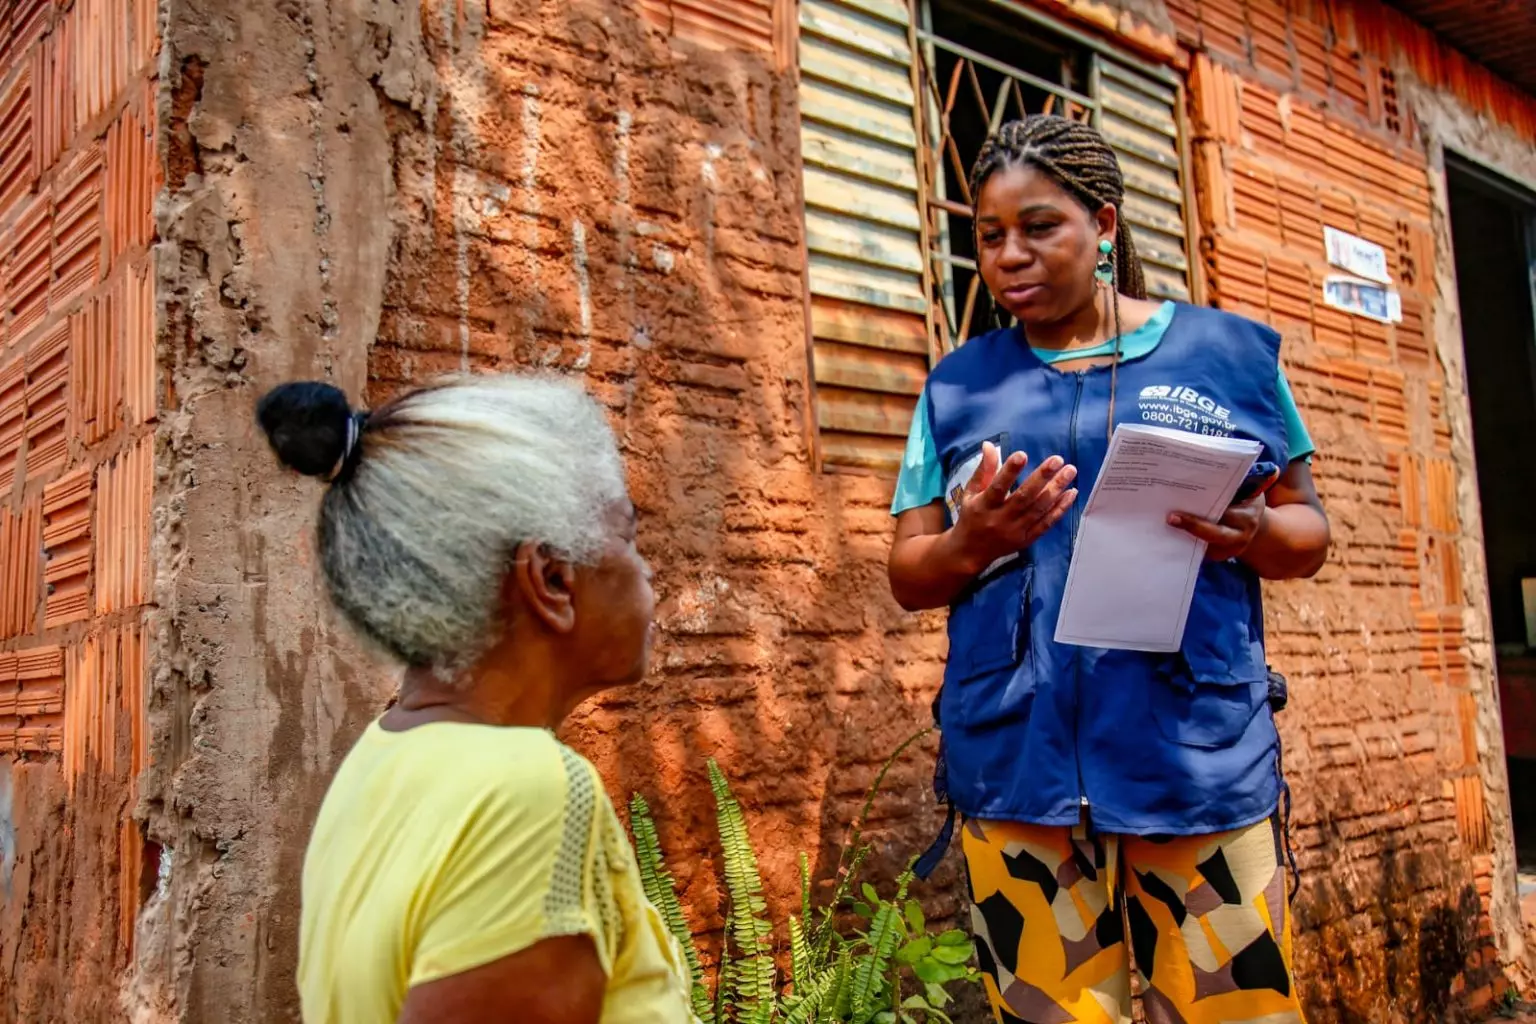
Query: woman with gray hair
259 375 696 1024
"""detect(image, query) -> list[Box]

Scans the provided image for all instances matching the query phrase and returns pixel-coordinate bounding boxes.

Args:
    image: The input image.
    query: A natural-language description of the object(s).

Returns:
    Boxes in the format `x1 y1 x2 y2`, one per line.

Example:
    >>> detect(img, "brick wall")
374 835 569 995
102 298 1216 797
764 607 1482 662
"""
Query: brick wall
1174 0 1535 1017
0 0 159 1019
29 0 1524 1021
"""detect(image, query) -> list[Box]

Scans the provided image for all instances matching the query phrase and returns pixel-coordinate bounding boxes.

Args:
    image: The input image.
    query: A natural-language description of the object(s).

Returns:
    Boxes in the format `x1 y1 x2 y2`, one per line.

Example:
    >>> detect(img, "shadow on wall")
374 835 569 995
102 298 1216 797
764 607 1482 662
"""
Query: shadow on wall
1296 816 1501 1021
357 0 957 965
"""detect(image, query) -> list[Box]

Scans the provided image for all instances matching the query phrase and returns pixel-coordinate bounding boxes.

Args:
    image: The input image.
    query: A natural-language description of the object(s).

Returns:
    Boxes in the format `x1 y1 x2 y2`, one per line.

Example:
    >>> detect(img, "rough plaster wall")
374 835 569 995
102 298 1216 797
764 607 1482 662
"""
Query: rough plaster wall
126 0 423 1020
1402 75 1536 987
367 0 956 961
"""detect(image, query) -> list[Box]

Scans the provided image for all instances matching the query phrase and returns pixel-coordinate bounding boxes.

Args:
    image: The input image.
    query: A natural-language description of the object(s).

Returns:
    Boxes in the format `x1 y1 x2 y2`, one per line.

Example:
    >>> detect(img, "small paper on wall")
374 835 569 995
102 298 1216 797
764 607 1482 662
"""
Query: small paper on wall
1324 225 1391 284
1322 274 1403 324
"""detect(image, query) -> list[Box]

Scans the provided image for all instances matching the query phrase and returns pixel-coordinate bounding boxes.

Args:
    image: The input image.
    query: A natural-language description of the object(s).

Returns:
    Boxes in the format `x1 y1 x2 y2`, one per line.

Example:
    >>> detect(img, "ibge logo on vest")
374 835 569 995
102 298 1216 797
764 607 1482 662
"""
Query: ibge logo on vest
1137 384 1237 438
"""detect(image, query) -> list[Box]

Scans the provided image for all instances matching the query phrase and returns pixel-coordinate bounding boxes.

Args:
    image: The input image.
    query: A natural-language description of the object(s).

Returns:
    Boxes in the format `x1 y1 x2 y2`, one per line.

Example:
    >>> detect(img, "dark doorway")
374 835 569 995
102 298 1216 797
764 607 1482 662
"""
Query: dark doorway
1446 156 1536 902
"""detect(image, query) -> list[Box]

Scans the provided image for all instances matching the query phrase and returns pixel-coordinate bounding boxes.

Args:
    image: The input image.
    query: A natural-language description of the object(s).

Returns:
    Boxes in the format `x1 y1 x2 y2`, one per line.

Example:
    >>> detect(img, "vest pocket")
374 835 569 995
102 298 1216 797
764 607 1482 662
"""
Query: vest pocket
944 566 1035 731
947 564 1033 678
1150 665 1266 750
1152 565 1268 749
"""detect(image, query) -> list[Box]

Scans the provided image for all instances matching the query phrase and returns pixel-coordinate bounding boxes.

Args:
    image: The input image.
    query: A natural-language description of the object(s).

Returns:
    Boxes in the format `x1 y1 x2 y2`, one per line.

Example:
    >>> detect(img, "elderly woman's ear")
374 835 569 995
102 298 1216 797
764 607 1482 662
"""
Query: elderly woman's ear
504 542 578 634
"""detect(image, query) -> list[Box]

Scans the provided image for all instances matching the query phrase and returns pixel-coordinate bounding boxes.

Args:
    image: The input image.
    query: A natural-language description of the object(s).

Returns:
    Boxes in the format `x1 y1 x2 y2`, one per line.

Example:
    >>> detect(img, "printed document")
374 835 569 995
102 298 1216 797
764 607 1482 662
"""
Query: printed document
1054 425 1260 652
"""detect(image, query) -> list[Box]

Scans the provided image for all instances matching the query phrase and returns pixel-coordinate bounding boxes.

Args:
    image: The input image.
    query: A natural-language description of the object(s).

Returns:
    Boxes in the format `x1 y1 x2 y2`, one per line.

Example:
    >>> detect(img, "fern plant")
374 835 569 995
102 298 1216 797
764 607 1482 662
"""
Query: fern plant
629 731 980 1024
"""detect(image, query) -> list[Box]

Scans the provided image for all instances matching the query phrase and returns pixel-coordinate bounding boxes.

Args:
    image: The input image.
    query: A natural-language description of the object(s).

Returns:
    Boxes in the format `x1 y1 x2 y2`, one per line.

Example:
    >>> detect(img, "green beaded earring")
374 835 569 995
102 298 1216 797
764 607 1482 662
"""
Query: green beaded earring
1094 238 1115 285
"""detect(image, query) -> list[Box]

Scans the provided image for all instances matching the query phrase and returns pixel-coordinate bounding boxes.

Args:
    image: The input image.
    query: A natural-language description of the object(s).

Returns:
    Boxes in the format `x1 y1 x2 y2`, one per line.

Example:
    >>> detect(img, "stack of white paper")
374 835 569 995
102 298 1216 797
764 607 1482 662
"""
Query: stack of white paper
1054 425 1261 653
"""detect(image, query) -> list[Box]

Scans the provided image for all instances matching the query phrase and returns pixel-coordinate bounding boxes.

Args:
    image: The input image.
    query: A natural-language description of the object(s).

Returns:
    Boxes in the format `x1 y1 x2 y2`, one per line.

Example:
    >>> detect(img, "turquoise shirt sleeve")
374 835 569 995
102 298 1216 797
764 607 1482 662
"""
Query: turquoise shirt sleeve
891 389 944 515
1276 369 1315 463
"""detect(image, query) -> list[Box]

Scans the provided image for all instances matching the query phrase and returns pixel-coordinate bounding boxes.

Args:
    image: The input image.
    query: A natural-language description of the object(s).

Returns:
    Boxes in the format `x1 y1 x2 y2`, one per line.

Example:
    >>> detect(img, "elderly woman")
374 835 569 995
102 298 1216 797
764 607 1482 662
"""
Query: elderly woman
259 375 695 1023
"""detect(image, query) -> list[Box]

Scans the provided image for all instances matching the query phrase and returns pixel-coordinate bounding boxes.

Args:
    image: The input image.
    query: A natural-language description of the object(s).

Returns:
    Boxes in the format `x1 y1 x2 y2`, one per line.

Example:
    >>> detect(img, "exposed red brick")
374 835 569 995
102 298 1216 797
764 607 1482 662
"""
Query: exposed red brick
1318 185 1358 234
1192 55 1242 145
24 318 69 480
0 64 35 220
1275 175 1320 252
70 284 118 445
63 621 145 789
93 434 150 614
1310 276 1355 356
71 0 130 129
122 261 153 425
1238 79 1285 154
1192 140 1232 231
42 467 89 629
1439 539 1463 608
0 352 24 492
31 16 75 175
105 101 153 257
1354 316 1390 364
0 497 41 640
1201 0 1250 62
668 0 774 55
49 141 104 310
1458 691 1478 769
1265 250 1311 327
4 190 50 341
1230 158 1283 243
1248 1 1293 85
1208 236 1268 317
14 645 62 735
1394 293 1429 365
62 635 97 784
121 618 145 778
1455 774 1490 855
1426 457 1457 533
1397 452 1422 529
1166 0 1202 46
1 0 52 73
131 0 159 75
1427 380 1453 453
1327 37 1369 119
1289 3 1329 99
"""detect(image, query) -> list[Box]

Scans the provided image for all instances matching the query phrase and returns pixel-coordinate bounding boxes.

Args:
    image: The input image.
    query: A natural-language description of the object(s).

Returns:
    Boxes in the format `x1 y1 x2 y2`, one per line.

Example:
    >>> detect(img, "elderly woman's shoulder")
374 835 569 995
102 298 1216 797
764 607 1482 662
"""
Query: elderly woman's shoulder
386 723 600 809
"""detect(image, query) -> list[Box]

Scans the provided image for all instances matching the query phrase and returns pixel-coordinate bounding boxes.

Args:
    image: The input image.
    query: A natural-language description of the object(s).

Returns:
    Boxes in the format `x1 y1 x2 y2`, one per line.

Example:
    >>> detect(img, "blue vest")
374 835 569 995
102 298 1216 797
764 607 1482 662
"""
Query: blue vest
924 304 1289 839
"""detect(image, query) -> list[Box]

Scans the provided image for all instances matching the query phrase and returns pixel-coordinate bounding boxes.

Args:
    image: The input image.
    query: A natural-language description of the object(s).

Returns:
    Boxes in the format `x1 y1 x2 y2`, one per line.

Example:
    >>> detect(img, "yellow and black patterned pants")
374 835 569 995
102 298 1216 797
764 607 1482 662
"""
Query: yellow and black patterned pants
960 816 1306 1024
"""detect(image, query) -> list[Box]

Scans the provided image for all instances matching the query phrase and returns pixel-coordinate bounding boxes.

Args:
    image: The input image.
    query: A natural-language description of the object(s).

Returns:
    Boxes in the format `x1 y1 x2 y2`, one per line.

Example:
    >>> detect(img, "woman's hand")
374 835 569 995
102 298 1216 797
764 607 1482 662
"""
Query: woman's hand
952 442 1078 572
1169 460 1330 578
1168 491 1269 563
888 443 1076 612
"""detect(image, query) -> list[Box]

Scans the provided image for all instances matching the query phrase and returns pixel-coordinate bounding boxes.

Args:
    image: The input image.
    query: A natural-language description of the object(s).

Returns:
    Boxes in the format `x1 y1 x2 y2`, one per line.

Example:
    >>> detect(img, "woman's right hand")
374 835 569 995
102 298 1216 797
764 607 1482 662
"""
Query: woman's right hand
951 442 1078 572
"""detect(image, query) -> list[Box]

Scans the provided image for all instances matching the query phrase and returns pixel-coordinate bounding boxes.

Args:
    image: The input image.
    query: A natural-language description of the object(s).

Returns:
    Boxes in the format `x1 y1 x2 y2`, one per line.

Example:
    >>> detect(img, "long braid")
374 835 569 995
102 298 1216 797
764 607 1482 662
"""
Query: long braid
969 115 1149 439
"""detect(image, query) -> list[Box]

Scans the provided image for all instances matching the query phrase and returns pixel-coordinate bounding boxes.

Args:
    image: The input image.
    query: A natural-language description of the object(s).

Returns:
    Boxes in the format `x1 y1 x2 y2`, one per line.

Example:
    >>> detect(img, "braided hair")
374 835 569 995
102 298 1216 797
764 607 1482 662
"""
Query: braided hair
969 115 1149 438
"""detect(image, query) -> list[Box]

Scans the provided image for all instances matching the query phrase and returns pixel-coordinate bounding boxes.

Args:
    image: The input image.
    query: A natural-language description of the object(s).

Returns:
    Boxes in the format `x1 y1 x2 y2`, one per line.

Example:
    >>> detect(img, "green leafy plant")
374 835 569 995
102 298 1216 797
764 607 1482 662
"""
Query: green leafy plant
629 730 981 1024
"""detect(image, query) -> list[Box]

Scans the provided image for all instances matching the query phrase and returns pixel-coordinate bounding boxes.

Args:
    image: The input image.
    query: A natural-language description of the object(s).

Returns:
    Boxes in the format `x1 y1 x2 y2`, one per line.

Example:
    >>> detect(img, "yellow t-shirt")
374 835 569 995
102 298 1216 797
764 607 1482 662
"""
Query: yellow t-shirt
297 721 697 1024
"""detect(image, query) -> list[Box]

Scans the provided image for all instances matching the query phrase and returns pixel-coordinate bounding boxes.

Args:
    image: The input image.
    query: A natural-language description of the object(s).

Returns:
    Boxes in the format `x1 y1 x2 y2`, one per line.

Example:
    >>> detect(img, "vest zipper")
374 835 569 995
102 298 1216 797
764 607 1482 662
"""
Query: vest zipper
1068 373 1088 818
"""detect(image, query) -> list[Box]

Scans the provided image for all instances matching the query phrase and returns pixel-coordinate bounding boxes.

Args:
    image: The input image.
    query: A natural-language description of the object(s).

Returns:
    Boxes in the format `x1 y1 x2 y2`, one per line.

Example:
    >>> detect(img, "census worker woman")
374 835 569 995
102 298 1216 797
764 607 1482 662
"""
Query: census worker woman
888 116 1330 1024
259 374 697 1024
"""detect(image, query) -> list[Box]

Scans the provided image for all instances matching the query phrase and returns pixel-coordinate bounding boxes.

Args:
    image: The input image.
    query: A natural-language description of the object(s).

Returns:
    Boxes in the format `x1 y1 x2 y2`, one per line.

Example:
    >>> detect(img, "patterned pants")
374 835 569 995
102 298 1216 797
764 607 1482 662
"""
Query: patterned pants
960 816 1306 1024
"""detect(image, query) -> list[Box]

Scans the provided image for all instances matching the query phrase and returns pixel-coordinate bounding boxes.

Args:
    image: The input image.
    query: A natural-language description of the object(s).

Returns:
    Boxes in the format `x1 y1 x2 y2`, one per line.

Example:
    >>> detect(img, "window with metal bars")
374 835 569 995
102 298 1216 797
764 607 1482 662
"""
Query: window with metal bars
797 0 1198 473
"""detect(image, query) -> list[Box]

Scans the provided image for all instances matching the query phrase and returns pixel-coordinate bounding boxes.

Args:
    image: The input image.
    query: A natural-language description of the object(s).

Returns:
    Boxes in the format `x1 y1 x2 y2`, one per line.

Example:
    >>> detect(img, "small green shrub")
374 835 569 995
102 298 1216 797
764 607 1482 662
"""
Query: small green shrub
629 730 980 1024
